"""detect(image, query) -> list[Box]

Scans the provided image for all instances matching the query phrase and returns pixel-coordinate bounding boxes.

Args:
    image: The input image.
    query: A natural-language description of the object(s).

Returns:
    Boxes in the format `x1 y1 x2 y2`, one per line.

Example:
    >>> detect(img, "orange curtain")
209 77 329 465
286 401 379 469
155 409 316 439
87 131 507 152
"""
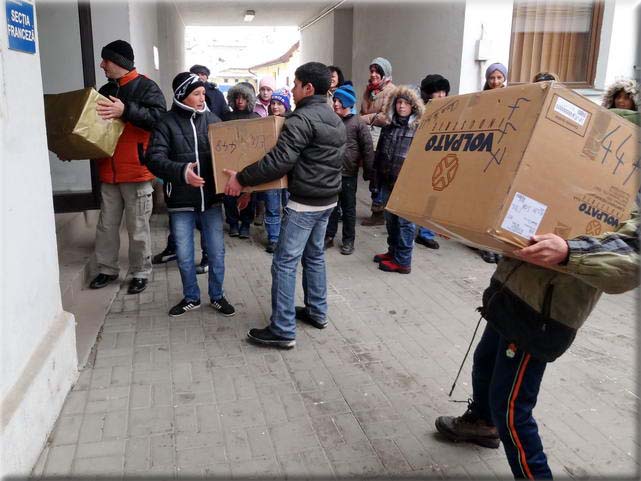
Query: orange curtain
509 1 597 84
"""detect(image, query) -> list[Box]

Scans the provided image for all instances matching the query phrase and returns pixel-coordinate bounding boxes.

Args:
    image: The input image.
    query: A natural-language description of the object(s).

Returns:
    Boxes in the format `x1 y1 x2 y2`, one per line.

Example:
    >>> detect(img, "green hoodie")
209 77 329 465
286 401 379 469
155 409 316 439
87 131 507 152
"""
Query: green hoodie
484 211 639 361
609 108 640 126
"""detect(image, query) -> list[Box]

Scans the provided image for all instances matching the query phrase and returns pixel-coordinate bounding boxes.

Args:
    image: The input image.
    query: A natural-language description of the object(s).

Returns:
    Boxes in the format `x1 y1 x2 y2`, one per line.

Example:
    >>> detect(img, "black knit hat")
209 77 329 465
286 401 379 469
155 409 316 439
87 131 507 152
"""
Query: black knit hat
190 64 211 77
420 74 450 98
101 40 134 71
172 72 205 102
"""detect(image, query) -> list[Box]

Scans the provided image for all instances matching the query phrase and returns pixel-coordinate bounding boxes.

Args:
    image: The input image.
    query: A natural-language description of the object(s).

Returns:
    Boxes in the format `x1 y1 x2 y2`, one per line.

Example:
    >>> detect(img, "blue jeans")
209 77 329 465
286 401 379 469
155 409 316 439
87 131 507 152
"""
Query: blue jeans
417 226 435 240
170 206 225 303
269 207 332 339
223 194 254 228
381 186 416 267
472 324 551 479
259 189 282 243
167 215 206 256
371 187 384 210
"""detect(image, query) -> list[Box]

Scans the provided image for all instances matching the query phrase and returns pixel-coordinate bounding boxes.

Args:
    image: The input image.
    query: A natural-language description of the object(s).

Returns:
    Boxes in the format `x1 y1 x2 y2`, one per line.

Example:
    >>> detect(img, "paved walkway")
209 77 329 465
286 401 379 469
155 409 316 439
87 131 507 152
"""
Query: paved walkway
33 183 638 479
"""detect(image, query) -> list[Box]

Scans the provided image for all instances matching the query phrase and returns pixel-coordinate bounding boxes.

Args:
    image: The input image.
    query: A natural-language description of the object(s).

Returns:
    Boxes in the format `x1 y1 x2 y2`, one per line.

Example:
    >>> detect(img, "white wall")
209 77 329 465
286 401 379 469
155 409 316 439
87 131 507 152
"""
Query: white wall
91 0 130 89
157 0 186 103
300 12 335 66
351 2 466 101
129 0 160 83
459 0 514 94
0 1 77 475
595 0 639 89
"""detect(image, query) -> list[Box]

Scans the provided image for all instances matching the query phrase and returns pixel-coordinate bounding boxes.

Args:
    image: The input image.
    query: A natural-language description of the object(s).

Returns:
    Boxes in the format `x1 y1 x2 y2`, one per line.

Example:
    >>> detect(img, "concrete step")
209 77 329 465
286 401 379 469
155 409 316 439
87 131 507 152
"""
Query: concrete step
55 211 129 368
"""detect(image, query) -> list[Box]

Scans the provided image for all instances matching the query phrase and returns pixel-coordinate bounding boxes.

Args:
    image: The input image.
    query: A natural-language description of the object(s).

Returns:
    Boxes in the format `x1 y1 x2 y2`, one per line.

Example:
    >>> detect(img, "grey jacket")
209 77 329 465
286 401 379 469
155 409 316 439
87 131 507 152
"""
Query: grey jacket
483 211 640 362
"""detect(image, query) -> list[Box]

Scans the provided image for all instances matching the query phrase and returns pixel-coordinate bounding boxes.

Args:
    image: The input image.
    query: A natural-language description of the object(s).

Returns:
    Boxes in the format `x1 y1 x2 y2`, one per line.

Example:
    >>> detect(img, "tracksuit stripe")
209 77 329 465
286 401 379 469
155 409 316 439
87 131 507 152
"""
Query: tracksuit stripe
506 352 534 480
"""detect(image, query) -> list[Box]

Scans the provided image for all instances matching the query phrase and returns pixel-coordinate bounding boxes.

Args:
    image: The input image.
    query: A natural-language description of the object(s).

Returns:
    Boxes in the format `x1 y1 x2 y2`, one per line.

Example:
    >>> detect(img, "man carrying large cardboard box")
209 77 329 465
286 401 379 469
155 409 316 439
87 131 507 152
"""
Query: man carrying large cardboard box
224 62 346 349
434 110 640 478
89 40 166 294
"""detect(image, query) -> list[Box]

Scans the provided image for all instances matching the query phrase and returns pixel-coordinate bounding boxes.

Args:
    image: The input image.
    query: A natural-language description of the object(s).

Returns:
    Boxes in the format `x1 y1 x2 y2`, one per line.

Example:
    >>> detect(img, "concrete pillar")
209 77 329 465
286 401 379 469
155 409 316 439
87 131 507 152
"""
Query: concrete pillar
0 1 78 475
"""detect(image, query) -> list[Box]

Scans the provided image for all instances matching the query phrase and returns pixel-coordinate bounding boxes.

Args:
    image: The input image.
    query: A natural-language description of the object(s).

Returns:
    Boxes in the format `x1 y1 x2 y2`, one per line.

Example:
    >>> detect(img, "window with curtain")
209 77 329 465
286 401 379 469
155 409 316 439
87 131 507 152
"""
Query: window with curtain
508 1 604 87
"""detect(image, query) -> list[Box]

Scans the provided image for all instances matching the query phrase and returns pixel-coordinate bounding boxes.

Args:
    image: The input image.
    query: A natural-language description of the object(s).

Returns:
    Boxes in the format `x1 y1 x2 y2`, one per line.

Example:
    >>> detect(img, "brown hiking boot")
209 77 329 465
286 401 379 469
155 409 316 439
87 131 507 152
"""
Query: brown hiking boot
435 404 500 449
361 211 385 226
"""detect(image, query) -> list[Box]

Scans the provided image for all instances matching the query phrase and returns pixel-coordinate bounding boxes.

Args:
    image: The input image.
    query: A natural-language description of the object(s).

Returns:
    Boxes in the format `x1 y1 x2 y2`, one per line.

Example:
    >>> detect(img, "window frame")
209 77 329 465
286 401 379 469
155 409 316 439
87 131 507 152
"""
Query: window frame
507 1 604 88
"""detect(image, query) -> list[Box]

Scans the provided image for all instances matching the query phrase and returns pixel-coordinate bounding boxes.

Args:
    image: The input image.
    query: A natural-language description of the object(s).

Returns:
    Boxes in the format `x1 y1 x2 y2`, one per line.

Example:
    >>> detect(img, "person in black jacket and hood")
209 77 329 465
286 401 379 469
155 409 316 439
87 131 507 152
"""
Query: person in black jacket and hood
222 83 261 238
146 72 236 318
325 83 374 255
224 62 347 349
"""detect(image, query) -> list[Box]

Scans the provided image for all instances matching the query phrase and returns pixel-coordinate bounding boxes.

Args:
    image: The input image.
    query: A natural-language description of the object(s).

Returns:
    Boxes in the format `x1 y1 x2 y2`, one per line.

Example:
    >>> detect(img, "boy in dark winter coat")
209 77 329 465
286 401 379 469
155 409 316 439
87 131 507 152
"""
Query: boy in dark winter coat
145 73 235 318
414 74 452 250
372 85 425 274
222 83 261 238
325 84 374 255
224 62 346 349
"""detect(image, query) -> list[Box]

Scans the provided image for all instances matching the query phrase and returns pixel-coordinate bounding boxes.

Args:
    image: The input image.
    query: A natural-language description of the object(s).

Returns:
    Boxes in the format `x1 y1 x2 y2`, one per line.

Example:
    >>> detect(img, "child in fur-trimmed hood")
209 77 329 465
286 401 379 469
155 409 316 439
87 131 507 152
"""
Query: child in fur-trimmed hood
222 82 261 237
601 78 639 112
223 83 261 121
372 85 425 274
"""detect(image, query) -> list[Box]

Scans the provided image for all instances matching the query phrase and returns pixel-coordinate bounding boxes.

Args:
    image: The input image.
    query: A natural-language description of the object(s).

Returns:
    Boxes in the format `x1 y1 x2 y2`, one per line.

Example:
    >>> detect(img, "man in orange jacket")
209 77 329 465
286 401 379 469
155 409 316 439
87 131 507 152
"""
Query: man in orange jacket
90 40 166 294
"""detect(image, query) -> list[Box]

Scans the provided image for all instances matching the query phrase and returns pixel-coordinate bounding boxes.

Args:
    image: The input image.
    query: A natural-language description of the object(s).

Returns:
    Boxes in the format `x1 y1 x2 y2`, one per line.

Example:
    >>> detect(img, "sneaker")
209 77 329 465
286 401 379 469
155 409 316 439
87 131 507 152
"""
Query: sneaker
340 242 354 255
295 306 327 329
196 256 209 274
416 237 440 249
152 246 177 264
435 403 500 449
169 298 201 317
361 211 385 226
324 237 334 250
211 296 236 316
379 259 411 274
265 241 277 254
239 224 250 239
229 224 240 237
247 327 296 349
127 278 148 294
373 251 393 263
89 273 118 289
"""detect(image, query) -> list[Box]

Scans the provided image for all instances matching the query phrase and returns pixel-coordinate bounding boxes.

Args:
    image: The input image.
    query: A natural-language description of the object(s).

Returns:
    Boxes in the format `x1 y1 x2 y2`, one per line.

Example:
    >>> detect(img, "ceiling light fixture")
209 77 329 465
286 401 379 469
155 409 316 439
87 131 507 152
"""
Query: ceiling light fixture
244 10 255 22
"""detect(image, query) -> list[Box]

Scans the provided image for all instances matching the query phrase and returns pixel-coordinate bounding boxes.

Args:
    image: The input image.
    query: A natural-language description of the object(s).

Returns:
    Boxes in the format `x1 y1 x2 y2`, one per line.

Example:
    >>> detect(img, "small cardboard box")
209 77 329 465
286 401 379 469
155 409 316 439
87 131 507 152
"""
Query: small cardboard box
386 81 640 255
209 116 288 194
44 87 124 159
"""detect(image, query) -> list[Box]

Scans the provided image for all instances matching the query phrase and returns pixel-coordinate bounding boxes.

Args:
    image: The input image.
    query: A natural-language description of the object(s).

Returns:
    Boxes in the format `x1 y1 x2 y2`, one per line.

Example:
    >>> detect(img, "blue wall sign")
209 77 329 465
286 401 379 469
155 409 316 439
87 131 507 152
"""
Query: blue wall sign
6 0 36 54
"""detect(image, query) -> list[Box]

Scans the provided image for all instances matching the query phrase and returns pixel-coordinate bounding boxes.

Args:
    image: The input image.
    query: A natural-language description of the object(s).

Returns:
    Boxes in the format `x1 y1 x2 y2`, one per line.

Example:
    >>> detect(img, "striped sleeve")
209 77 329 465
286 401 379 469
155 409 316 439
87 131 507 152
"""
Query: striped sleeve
565 212 640 294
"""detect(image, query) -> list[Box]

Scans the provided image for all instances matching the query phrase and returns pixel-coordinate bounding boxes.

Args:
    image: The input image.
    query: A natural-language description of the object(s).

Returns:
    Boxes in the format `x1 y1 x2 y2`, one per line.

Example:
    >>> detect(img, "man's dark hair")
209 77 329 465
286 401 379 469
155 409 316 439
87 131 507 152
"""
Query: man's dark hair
190 64 211 77
328 65 345 87
295 62 331 96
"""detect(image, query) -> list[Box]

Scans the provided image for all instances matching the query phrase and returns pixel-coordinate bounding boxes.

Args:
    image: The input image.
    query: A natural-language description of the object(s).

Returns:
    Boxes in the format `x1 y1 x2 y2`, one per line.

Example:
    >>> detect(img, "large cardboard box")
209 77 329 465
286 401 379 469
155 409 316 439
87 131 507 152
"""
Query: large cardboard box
44 87 124 159
209 116 288 194
386 81 640 255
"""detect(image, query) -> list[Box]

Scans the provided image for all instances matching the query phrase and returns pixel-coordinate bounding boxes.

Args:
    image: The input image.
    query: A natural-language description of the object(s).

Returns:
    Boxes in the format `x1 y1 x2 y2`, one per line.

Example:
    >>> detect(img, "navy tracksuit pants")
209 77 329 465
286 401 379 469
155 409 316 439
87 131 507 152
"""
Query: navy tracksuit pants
472 324 552 479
